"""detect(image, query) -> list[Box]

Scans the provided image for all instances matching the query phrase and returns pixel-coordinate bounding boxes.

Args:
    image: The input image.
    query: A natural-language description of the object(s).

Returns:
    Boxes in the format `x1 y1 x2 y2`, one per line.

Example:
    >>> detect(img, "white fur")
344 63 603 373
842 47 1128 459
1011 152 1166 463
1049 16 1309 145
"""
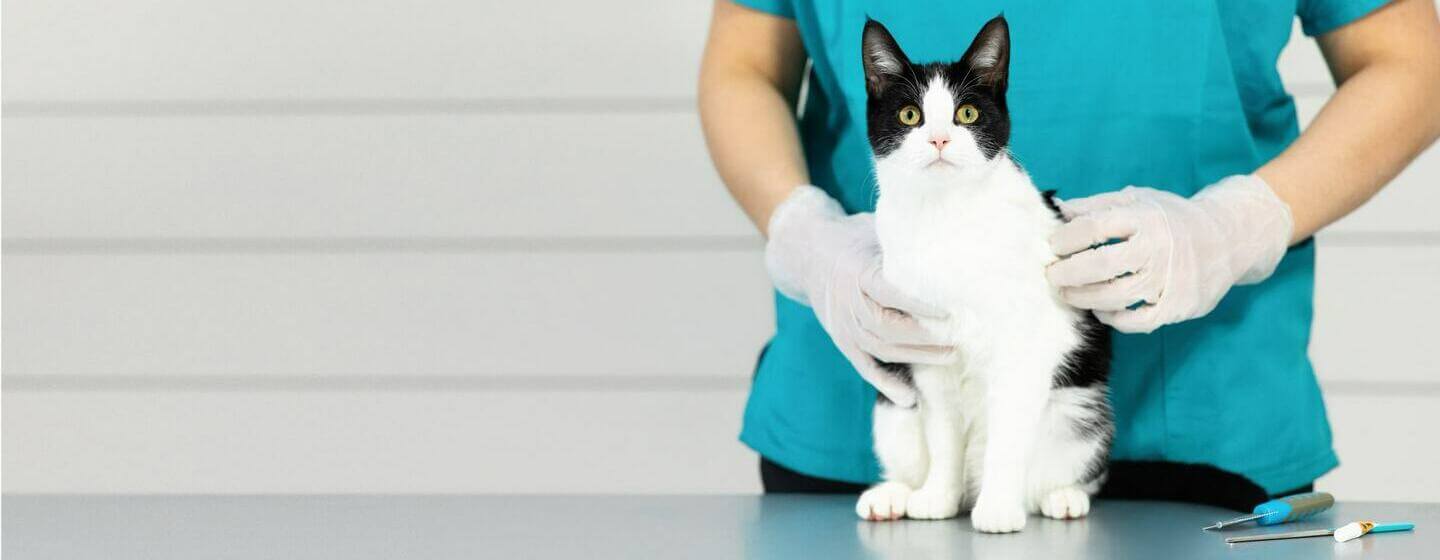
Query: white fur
967 37 1004 71
866 44 904 75
856 72 1109 533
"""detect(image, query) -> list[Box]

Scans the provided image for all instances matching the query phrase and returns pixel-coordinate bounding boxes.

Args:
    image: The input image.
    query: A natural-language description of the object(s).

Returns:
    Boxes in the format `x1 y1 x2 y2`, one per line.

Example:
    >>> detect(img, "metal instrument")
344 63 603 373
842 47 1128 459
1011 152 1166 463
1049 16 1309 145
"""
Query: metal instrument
1203 492 1335 531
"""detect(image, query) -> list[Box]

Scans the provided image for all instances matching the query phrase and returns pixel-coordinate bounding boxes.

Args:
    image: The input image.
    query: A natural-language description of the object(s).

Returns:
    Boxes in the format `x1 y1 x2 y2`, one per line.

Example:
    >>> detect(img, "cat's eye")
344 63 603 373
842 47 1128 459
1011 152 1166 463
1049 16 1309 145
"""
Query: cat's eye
956 104 980 124
897 105 922 126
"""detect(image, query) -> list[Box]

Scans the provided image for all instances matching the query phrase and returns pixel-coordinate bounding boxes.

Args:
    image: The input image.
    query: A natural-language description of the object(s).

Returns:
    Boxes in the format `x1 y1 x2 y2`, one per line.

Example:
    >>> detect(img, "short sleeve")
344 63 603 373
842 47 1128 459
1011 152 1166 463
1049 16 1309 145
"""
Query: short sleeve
1297 0 1392 37
730 0 794 19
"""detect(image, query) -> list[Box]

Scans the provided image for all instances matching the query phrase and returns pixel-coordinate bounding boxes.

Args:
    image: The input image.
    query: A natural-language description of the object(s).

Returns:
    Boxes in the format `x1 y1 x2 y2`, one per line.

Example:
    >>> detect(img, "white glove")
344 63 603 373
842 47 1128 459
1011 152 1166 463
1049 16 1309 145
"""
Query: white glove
1046 175 1293 334
765 185 954 407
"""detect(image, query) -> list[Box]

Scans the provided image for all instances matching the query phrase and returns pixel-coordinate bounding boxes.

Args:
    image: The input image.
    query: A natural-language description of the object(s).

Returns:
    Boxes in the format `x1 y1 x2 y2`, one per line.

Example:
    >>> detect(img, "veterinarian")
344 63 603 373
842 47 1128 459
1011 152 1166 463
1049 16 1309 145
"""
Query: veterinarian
698 0 1440 509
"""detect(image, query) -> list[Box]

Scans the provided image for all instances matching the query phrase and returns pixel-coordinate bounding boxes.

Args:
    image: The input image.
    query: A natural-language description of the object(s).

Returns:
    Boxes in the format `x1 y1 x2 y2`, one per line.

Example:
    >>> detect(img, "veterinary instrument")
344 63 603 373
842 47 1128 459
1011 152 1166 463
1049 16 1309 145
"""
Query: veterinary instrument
1203 491 1335 531
1223 521 1414 544
1334 521 1415 543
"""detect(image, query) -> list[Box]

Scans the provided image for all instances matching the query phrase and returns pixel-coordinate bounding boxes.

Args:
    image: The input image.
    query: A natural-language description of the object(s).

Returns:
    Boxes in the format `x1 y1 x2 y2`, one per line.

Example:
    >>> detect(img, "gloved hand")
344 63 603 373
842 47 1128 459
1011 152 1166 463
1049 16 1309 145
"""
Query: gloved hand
765 185 954 407
1046 175 1294 334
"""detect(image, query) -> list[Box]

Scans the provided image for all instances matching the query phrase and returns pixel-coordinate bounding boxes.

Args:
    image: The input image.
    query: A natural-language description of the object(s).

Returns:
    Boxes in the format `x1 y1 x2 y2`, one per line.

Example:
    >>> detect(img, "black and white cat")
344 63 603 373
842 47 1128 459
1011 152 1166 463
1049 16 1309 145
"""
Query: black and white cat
856 16 1113 533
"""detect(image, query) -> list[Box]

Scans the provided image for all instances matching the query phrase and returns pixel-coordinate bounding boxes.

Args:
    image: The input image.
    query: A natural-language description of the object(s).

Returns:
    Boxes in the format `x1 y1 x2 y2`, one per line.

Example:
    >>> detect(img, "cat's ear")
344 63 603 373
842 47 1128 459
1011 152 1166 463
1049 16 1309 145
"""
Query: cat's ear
960 15 1009 92
862 20 910 95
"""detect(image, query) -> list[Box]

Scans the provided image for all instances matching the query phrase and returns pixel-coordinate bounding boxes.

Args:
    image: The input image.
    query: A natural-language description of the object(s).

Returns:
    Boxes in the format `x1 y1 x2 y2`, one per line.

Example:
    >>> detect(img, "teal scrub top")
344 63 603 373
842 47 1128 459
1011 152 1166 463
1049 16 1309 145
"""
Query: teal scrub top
735 0 1388 494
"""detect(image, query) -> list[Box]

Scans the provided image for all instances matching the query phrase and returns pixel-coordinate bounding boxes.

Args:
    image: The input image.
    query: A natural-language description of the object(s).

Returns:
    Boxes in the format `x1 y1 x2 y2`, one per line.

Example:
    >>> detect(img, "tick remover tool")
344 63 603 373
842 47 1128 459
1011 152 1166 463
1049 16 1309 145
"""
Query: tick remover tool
1203 492 1335 531
1223 521 1415 544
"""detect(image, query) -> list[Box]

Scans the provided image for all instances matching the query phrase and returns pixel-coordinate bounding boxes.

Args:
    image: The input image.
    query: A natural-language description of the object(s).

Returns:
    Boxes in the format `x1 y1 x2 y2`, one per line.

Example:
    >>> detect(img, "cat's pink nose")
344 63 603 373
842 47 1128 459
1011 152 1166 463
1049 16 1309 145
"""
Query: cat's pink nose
930 136 949 151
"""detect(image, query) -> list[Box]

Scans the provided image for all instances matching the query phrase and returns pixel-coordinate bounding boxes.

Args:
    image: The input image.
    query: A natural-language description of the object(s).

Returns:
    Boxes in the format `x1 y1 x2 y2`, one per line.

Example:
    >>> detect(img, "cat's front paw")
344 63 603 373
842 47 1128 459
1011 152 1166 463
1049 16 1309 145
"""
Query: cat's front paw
856 482 912 521
970 497 1027 533
1039 486 1091 520
903 486 962 520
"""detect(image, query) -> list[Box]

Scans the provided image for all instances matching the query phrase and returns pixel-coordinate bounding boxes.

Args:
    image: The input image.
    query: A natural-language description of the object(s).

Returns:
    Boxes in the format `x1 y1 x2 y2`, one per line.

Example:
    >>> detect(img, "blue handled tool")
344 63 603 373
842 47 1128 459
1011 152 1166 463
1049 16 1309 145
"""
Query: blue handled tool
1203 492 1335 531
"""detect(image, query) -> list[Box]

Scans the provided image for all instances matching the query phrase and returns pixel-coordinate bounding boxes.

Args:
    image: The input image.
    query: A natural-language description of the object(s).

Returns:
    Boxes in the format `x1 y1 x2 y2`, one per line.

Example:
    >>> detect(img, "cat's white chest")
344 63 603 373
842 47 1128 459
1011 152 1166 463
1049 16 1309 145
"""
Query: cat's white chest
879 199 1056 307
874 167 1075 352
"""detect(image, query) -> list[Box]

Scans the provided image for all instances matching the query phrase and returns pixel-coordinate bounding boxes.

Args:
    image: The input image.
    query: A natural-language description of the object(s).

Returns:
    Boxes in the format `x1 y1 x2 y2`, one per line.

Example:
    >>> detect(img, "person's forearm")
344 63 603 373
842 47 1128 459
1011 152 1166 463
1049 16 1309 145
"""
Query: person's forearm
1256 0 1440 243
698 1 810 237
699 73 808 236
1258 56 1440 242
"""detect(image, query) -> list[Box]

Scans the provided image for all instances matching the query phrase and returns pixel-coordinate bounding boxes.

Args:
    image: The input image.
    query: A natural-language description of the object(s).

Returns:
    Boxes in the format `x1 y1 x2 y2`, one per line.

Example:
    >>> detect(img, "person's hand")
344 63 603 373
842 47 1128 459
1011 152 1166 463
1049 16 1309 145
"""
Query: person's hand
1046 175 1294 334
765 185 954 407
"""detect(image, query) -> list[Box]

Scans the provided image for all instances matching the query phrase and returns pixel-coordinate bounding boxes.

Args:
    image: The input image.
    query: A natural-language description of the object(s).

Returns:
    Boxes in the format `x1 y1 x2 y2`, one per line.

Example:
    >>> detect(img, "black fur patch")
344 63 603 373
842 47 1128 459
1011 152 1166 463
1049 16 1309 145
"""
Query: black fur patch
872 358 915 407
1073 387 1115 484
862 17 1011 160
1040 189 1063 218
1055 314 1113 483
1052 315 1111 389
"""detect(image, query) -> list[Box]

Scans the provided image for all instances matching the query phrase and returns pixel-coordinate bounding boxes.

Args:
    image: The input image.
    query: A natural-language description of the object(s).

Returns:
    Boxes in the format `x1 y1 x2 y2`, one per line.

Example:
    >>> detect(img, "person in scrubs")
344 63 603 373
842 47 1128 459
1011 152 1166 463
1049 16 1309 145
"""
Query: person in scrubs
698 0 1440 509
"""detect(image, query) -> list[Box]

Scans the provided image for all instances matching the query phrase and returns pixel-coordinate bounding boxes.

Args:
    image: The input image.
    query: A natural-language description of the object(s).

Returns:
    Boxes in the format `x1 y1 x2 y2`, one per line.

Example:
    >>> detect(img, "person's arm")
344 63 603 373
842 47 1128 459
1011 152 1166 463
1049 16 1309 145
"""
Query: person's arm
1047 0 1440 333
697 1 955 406
1259 0 1440 242
698 0 809 236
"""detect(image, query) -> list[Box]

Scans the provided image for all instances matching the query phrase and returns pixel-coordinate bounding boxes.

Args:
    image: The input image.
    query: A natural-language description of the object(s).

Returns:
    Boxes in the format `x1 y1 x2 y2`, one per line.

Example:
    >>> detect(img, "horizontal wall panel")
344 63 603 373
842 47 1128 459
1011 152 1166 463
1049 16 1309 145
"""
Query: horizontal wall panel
1295 96 1440 235
1 114 751 240
1 252 774 378
6 103 1437 241
0 389 758 494
1310 246 1440 384
5 388 1436 500
1277 20 1334 93
1 1 711 102
5 3 1358 104
3 246 1435 383
1317 394 1440 502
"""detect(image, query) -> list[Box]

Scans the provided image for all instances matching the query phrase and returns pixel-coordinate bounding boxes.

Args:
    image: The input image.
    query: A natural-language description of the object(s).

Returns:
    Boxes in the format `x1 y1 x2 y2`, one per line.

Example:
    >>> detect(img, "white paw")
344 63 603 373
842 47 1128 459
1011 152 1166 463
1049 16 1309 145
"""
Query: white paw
903 486 962 520
971 497 1027 533
856 482 913 521
1039 487 1091 520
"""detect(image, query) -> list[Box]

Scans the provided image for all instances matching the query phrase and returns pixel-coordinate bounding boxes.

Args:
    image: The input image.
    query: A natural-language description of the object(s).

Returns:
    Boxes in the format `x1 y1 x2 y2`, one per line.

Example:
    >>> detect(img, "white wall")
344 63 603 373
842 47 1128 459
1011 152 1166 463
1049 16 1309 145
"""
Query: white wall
3 2 1438 500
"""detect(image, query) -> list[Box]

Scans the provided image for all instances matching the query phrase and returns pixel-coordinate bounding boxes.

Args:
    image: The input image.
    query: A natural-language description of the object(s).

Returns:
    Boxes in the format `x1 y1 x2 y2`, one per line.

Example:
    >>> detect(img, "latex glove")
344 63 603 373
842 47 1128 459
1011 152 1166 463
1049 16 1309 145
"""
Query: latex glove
1046 175 1293 334
765 185 954 407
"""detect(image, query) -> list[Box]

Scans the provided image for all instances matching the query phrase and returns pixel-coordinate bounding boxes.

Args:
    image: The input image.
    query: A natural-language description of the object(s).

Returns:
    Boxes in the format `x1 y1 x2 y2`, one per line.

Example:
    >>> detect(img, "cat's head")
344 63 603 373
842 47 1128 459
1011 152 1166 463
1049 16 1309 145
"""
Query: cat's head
863 16 1010 186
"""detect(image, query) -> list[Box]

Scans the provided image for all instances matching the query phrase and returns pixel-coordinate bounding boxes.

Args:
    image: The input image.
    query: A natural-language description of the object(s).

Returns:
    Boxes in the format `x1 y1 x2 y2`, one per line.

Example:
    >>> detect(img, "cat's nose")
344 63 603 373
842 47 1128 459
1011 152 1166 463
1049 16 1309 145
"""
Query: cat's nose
930 136 949 151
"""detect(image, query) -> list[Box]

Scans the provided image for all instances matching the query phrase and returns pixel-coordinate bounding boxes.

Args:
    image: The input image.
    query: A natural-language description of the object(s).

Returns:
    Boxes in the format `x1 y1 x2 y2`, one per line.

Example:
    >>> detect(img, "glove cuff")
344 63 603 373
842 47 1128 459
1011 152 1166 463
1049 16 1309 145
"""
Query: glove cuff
1195 174 1294 285
764 185 847 305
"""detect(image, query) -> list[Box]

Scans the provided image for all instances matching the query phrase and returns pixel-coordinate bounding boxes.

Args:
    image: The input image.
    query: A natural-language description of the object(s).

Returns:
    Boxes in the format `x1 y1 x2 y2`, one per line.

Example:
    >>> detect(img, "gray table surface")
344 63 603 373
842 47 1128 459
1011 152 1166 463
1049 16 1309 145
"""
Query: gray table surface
2 495 1432 559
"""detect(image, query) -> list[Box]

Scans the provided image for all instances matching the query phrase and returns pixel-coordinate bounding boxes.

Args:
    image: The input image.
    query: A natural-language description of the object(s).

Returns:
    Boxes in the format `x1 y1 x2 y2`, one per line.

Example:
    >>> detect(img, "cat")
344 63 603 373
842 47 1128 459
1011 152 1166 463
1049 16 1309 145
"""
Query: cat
855 16 1113 533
